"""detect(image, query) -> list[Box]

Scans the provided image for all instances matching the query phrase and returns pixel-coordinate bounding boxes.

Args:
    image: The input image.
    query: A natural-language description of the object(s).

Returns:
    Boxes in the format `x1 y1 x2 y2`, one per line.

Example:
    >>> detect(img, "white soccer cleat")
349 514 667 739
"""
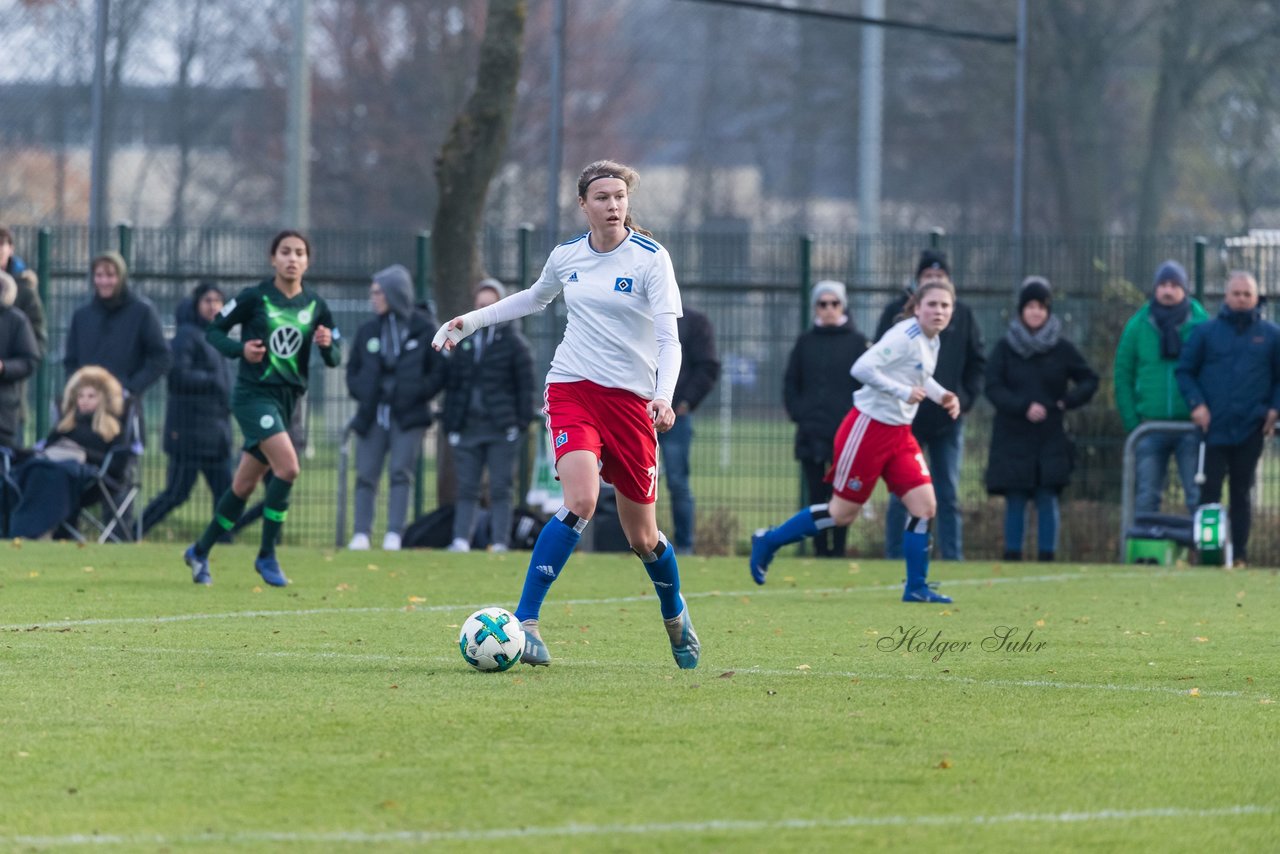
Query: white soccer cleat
382 532 402 551
348 533 371 551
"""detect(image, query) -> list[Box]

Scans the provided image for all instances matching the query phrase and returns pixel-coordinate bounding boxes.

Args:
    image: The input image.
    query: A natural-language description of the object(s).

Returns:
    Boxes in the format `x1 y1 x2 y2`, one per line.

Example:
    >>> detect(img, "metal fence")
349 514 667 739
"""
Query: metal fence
9 224 1280 565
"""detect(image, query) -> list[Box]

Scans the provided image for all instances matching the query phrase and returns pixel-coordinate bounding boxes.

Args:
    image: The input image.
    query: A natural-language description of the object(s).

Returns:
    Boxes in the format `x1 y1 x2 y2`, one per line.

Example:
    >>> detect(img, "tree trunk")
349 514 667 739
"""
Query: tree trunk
432 0 526 506
432 0 526 322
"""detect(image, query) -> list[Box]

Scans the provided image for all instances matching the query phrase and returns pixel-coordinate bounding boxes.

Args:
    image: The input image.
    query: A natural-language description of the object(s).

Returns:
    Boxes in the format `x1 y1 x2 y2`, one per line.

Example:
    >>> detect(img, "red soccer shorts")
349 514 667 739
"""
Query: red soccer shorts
544 380 659 504
825 407 932 504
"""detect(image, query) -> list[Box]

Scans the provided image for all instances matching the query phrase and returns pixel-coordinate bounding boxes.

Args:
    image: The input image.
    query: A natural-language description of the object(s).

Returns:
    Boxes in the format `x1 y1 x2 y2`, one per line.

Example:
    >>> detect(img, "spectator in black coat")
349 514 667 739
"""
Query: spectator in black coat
346 264 445 551
656 306 721 552
4 366 128 539
876 249 985 560
142 282 235 535
783 280 868 557
984 277 1098 561
1 227 47 442
63 251 171 434
441 278 535 552
0 269 41 450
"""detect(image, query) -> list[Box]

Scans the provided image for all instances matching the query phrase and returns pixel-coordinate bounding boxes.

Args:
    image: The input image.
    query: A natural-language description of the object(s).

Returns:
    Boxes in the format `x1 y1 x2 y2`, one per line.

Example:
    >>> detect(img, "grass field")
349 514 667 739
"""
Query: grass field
2 541 1277 852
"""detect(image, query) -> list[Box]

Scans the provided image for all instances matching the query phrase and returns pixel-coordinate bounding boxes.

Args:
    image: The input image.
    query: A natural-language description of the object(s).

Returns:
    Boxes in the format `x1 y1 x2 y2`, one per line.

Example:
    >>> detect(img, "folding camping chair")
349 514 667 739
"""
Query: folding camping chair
66 399 144 544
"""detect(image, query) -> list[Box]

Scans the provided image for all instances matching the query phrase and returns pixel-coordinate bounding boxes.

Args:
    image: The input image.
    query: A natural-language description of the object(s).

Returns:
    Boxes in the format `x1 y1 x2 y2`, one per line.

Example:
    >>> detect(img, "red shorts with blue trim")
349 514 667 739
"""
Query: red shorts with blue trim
824 406 931 504
545 380 659 504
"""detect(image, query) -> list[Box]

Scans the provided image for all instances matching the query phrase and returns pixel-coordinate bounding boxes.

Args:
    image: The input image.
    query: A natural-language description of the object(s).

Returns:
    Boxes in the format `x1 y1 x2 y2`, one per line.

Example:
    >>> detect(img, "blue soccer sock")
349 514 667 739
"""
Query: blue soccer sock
903 514 932 589
514 507 587 623
763 504 834 550
637 532 682 619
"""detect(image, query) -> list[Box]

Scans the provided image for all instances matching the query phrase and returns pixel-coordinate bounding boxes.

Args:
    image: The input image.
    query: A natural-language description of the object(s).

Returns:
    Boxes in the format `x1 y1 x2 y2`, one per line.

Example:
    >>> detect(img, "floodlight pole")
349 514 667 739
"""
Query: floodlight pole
1012 0 1028 279
283 0 311 230
88 0 110 249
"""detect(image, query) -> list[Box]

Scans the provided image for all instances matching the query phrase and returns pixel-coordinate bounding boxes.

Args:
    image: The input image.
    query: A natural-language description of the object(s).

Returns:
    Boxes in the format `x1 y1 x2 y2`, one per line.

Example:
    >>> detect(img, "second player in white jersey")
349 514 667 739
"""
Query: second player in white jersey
851 317 950 426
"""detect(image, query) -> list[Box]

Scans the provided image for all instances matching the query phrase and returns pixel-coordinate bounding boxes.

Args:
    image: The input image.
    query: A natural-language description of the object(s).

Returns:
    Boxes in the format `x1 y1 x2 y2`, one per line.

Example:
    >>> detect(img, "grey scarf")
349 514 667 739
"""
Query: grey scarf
1005 314 1062 359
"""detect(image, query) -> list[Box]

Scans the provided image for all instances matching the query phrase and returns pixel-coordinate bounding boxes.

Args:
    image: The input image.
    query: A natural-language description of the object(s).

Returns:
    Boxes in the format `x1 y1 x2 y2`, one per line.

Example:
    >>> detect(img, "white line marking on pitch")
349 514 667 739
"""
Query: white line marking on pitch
0 569 1198 631
5 804 1272 847
62 645 1249 699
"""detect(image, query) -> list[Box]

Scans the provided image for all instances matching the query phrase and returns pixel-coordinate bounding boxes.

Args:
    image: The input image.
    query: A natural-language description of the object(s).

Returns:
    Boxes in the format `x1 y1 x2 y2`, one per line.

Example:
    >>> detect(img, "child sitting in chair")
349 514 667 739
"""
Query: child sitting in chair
3 366 128 539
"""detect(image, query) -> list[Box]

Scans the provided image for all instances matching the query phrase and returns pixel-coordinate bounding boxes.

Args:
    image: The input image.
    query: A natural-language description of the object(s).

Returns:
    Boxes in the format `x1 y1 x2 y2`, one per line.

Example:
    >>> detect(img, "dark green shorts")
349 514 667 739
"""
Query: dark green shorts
232 383 299 461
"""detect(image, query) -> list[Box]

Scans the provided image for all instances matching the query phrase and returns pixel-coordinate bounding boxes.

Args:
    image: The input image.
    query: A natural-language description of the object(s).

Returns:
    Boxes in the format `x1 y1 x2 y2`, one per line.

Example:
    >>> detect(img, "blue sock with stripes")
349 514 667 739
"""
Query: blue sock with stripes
637 532 682 619
514 508 587 623
903 515 932 589
763 504 834 550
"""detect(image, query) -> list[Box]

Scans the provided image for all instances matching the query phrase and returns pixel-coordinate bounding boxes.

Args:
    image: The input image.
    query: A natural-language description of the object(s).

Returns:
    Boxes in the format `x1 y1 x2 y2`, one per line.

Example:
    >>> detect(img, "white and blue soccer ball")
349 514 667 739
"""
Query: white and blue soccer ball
458 607 525 672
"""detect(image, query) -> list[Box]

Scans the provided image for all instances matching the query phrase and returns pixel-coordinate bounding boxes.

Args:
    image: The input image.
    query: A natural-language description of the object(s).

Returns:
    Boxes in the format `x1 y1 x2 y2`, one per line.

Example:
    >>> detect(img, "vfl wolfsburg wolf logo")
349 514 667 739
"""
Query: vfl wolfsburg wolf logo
262 298 317 381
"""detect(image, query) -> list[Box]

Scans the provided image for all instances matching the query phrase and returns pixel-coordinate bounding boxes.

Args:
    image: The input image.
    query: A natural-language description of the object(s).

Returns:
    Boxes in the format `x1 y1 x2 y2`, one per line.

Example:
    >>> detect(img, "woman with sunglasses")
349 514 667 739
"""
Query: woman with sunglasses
782 280 868 559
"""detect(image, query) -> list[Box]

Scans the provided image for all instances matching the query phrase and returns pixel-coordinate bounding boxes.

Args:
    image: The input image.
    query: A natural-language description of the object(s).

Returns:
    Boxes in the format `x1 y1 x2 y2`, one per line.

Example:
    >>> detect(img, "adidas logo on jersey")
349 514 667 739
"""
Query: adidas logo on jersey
567 271 578 282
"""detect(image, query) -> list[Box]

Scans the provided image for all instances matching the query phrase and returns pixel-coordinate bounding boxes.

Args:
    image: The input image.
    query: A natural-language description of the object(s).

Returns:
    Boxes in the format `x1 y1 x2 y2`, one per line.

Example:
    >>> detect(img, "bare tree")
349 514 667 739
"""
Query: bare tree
431 0 525 321
1134 0 1280 236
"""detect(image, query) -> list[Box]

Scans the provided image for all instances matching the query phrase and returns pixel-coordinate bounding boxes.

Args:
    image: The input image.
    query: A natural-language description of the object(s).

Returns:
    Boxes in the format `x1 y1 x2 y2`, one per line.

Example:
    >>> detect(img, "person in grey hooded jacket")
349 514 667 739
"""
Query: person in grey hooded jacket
345 264 445 550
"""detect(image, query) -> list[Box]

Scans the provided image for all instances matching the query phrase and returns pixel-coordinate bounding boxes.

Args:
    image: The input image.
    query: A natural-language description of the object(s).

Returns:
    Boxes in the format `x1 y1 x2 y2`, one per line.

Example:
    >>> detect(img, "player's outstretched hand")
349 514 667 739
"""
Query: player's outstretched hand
313 325 332 347
432 316 475 352
649 399 676 433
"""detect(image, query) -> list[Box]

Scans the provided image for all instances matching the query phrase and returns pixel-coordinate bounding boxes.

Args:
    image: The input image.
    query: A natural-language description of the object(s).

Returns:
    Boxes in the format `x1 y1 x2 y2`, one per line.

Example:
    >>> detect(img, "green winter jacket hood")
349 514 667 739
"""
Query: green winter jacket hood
1113 298 1209 432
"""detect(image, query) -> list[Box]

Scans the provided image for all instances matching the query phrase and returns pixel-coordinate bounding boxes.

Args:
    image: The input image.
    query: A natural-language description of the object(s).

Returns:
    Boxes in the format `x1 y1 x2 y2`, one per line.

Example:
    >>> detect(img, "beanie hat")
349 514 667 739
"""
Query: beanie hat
810 279 847 312
372 264 415 319
1018 276 1052 313
1152 260 1188 292
475 277 507 301
916 249 950 280
192 280 225 304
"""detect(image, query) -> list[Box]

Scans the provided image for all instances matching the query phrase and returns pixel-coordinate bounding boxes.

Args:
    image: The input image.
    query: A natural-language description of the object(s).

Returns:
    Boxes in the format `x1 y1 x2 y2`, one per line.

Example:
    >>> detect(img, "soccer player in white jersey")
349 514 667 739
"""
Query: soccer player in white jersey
433 159 700 668
749 279 962 603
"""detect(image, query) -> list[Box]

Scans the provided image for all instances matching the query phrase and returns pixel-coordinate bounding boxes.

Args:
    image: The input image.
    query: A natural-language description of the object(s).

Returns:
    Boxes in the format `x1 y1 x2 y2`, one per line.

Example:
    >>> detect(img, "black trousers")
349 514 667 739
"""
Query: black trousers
142 455 233 534
1200 431 1265 561
801 458 848 558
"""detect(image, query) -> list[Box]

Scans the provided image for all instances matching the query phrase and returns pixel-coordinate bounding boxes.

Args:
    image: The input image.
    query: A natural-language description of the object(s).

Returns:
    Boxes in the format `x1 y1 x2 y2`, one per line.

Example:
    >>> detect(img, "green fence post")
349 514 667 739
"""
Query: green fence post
414 230 431 304
797 235 813 555
116 222 132 266
516 224 535 508
1194 236 1207 303
413 230 431 519
34 228 52 439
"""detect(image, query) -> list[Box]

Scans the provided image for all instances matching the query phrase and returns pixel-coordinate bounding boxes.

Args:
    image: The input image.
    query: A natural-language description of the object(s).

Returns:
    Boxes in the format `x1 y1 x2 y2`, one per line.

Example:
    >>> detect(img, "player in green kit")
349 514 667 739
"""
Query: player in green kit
184 230 341 586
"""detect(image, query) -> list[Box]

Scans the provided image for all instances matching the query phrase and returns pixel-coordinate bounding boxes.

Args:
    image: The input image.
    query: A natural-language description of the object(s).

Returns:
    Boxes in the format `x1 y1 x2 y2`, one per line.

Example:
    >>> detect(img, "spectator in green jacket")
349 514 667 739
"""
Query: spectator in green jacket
1113 260 1209 514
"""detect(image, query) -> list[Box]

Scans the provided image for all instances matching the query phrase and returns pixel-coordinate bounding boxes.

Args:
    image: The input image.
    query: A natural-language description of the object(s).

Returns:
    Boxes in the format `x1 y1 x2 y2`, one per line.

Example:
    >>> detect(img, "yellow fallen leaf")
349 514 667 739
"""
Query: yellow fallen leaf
335 583 352 592
1189 688 1201 697
408 595 427 603
1260 699 1273 705
27 571 38 578
1194 636 1209 643
937 758 952 769
82 566 94 573
366 564 379 570
796 664 811 671
252 585 263 593
1035 619 1046 627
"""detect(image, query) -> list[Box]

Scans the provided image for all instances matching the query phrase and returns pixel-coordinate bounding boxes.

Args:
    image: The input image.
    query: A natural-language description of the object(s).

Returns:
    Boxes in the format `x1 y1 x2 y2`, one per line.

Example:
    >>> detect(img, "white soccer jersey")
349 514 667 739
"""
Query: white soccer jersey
530 229 684 399
850 318 948 426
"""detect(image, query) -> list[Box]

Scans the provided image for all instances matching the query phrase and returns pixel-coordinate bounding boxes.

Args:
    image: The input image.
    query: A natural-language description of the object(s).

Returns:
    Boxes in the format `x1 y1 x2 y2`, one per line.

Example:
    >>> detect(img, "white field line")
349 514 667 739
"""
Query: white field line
63 644 1248 699
0 569 1198 632
4 804 1273 848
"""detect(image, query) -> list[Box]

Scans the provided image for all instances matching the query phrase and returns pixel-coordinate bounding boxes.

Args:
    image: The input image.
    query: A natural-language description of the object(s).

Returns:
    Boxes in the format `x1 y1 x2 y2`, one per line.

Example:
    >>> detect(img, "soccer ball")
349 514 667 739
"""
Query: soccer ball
458 607 525 672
